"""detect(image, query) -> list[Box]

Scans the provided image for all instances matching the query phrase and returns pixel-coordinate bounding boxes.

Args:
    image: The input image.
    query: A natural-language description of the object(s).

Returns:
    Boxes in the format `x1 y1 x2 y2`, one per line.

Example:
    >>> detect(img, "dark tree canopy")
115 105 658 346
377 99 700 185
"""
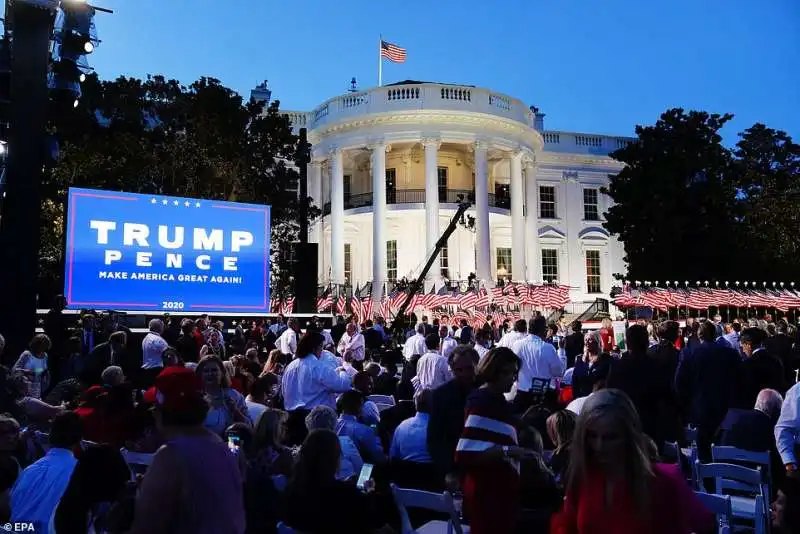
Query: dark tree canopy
39 74 316 303
603 108 800 283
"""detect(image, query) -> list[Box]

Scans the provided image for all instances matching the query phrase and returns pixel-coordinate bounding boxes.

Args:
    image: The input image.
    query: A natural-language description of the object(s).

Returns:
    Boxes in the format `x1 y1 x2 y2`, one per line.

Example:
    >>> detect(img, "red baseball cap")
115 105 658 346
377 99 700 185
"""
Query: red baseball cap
142 366 204 412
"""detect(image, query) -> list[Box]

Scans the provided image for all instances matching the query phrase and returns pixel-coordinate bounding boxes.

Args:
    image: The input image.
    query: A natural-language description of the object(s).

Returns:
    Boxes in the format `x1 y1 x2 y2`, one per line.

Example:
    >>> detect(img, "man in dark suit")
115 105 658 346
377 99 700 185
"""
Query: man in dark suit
427 345 479 481
88 331 135 385
564 321 584 368
716 388 785 496
767 320 796 384
676 320 743 461
741 327 786 405
458 319 474 345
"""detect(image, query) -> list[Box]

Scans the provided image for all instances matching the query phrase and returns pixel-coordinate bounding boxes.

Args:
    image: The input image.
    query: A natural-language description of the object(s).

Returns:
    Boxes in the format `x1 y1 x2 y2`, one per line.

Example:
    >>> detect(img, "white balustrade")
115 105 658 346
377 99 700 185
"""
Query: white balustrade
305 83 532 130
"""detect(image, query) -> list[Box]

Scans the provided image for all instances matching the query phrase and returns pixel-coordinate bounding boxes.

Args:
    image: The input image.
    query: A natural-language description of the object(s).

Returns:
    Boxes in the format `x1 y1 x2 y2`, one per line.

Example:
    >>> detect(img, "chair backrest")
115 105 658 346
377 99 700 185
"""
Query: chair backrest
664 441 698 486
390 483 463 534
694 461 762 496
376 402 395 412
685 426 698 444
694 491 733 532
276 522 306 534
711 445 772 495
120 449 155 480
369 394 395 406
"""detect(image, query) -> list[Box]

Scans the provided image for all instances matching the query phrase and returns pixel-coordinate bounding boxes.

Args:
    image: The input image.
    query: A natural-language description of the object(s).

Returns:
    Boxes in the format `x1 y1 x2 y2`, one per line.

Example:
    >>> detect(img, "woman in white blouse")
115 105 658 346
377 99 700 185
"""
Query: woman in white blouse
195 355 251 435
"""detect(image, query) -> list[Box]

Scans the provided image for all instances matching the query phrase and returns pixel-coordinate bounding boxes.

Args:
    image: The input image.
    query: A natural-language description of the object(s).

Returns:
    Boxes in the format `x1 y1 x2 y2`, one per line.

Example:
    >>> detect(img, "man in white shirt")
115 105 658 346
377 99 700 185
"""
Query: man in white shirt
775 381 800 474
141 318 169 386
415 333 453 391
277 318 300 356
337 322 365 362
512 316 564 411
439 325 458 361
282 332 351 414
403 323 427 361
474 329 491 360
497 319 528 348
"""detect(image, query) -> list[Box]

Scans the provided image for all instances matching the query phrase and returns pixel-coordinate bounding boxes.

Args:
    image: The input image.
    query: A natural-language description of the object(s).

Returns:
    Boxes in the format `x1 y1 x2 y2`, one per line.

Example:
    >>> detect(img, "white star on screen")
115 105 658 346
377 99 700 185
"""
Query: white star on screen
184 201 190 207
150 198 157 204
173 200 179 206
162 199 168 205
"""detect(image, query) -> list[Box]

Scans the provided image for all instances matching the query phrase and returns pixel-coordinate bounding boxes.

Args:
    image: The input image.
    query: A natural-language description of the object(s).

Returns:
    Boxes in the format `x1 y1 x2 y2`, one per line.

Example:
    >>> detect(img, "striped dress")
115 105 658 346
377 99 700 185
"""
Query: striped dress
455 387 520 534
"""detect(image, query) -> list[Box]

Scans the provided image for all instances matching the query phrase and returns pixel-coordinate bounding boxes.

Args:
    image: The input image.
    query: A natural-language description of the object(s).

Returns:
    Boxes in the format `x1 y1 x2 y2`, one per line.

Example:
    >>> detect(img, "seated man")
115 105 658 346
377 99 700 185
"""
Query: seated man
390 389 433 463
335 390 386 465
717 388 783 452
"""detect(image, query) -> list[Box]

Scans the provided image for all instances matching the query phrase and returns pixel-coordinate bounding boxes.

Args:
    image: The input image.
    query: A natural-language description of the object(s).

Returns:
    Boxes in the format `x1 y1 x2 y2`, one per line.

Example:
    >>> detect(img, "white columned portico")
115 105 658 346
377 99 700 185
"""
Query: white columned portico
524 155 538 281
510 150 525 280
329 148 345 285
474 141 491 283
371 142 388 303
422 138 440 282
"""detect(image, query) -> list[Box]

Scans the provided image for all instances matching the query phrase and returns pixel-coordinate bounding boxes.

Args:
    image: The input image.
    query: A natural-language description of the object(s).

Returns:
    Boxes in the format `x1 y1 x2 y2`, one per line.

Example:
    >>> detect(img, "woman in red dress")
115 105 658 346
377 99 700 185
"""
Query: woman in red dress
551 388 714 534
455 347 537 534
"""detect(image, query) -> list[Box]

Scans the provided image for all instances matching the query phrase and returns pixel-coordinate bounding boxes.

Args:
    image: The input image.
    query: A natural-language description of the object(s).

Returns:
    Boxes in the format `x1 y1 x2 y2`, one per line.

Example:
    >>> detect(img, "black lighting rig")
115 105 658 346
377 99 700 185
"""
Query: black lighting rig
0 0 110 360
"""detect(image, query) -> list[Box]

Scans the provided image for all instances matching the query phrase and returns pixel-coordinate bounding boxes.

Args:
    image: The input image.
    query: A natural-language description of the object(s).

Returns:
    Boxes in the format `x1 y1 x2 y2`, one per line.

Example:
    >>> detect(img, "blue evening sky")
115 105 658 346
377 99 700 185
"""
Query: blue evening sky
64 0 800 141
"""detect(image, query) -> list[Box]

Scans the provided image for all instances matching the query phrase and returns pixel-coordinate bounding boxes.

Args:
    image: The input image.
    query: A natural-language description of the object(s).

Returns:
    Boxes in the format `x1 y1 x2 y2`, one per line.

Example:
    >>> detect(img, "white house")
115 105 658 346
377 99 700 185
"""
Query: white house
258 80 632 308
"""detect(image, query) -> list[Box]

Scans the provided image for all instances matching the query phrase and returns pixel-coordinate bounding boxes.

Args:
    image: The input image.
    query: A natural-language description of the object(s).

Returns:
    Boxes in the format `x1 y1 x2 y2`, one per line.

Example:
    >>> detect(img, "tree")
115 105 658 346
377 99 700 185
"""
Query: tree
39 74 317 305
603 109 740 282
732 124 800 280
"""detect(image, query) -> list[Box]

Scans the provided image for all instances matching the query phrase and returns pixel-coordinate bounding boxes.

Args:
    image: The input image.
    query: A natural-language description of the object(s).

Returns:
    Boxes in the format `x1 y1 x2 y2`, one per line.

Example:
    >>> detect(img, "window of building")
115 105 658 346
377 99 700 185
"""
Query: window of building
386 240 397 282
440 244 449 279
385 168 396 204
583 188 600 221
539 185 556 219
343 243 352 285
494 183 510 209
437 167 448 202
541 249 559 283
496 247 512 281
586 250 601 294
343 175 351 201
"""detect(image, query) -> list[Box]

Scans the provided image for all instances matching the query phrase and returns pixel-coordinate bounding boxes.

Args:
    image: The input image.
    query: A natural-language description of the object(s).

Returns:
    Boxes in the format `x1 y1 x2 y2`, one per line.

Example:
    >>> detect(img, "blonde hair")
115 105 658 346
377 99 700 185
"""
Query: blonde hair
254 408 288 449
546 410 576 451
566 389 655 517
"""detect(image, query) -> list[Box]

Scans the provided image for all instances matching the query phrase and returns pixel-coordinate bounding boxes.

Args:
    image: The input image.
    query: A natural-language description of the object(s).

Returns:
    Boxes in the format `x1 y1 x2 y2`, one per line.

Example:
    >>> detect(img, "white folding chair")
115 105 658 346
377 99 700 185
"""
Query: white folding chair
368 394 396 406
276 522 306 534
711 445 772 501
390 483 469 534
664 441 698 486
694 491 733 534
695 461 768 534
120 449 155 481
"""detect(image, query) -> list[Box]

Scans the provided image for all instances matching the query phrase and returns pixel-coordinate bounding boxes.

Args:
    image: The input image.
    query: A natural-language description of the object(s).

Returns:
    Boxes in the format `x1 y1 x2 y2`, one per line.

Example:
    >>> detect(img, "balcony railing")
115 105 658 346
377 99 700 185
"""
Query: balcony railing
321 188 510 216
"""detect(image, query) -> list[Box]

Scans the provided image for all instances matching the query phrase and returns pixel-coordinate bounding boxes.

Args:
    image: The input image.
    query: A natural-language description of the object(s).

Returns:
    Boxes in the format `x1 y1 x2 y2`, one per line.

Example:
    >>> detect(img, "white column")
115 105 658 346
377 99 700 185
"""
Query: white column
330 148 345 285
510 150 525 281
423 138 440 281
524 156 538 281
371 142 388 304
474 141 492 283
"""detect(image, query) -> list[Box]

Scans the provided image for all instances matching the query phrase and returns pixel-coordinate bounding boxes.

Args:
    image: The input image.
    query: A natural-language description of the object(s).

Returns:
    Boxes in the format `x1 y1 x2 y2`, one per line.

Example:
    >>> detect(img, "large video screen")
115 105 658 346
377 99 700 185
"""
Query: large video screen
64 188 271 313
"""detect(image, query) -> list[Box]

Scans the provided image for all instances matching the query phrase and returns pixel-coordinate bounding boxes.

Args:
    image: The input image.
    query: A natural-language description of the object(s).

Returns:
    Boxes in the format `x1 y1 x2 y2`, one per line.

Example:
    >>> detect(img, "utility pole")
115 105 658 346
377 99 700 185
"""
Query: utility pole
0 0 57 361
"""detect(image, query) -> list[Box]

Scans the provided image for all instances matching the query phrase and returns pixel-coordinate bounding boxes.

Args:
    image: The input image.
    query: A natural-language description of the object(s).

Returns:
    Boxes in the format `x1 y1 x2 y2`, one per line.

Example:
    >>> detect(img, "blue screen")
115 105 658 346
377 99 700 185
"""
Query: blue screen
64 188 271 313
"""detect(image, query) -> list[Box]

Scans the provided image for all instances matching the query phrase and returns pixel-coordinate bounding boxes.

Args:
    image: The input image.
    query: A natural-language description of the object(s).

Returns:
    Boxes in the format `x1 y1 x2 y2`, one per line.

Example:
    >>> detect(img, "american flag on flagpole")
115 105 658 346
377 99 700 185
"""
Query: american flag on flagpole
380 40 407 63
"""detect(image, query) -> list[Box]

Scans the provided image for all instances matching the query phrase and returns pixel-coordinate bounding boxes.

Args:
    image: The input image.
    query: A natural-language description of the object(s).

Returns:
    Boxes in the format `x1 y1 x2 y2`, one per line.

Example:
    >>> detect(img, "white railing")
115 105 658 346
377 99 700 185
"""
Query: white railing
305 83 533 129
282 111 309 129
541 131 637 154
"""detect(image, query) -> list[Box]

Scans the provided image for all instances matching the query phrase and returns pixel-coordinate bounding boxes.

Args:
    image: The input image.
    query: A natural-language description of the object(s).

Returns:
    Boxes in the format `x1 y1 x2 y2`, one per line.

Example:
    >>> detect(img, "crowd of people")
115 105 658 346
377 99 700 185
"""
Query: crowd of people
0 298 798 533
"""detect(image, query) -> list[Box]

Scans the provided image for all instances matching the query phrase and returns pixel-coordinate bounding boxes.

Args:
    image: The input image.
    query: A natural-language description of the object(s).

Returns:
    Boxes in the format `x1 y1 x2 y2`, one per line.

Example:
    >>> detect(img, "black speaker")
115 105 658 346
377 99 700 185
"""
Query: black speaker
292 242 318 313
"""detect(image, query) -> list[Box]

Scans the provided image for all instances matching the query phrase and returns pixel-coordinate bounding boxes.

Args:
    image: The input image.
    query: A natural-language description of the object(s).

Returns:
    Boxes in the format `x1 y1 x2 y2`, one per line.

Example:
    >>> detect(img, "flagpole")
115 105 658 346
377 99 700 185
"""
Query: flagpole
378 35 383 87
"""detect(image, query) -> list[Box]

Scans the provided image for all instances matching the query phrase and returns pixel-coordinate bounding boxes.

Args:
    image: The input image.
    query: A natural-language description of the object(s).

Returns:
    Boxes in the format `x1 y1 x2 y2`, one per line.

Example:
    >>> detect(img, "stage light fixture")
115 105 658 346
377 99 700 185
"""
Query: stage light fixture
72 99 79 108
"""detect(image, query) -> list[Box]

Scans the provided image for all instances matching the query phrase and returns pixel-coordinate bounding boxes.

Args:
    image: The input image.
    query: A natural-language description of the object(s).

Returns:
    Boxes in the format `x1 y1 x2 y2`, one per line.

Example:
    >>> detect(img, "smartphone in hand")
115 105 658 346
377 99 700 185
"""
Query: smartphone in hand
356 463 374 491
